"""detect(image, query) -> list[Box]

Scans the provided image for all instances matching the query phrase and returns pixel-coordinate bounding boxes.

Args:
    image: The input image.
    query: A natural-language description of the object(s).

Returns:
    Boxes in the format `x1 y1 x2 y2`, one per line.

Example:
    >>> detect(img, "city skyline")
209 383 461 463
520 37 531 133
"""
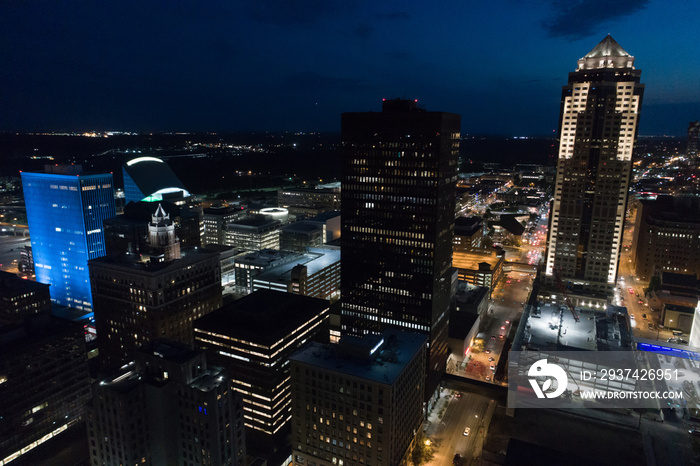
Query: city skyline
1 1 698 136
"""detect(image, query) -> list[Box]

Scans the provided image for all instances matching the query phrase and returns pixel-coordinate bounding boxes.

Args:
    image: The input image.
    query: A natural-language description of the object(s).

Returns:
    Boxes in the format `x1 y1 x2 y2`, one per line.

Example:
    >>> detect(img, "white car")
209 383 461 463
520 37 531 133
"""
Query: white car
463 427 471 436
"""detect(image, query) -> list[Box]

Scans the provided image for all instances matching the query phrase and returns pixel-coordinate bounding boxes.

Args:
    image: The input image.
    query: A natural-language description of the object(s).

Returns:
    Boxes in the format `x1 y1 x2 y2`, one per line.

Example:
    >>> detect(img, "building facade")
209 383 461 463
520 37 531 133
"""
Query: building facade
545 35 644 295
0 316 90 465
89 250 222 370
203 206 247 246
194 290 330 444
87 341 245 466
340 99 459 401
632 196 700 280
0 270 51 323
21 171 116 311
453 216 484 254
225 215 281 252
252 247 341 301
280 221 324 252
289 329 427 466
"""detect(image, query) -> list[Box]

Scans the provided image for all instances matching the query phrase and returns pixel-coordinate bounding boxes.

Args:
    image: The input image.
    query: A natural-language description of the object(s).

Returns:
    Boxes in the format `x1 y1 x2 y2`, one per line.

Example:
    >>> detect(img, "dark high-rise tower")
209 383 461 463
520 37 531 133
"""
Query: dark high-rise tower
340 99 460 401
545 36 644 295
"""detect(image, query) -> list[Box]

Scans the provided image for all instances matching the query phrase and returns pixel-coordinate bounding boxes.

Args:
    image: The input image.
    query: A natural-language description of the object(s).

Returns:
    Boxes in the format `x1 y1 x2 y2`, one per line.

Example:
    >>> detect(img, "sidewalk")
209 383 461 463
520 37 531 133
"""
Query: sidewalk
424 387 454 438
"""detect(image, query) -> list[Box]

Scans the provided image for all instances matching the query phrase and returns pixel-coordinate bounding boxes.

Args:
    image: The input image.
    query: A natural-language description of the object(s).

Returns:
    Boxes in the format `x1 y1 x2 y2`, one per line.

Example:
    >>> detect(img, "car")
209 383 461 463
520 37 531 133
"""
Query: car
638 300 643 304
678 339 688 344
485 375 491 381
499 334 505 339
485 349 491 354
491 336 496 340
505 320 510 324
453 454 462 465
689 429 700 437
490 364 495 371
629 287 634 294
463 427 471 436
642 314 647 319
455 392 461 398
630 314 635 320
488 357 494 361
500 326 506 330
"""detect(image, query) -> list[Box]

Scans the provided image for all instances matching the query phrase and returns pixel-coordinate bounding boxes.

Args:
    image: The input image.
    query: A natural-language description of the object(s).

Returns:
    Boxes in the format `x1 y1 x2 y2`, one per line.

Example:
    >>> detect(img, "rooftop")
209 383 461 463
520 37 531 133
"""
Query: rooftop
90 249 217 274
194 289 329 347
255 248 340 283
0 270 50 296
290 328 426 386
453 251 502 271
281 221 323 234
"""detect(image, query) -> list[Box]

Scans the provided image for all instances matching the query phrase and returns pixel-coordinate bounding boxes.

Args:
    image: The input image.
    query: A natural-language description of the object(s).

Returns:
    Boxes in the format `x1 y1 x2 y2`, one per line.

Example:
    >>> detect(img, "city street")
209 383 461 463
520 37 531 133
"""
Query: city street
424 382 498 466
449 271 535 385
616 212 677 343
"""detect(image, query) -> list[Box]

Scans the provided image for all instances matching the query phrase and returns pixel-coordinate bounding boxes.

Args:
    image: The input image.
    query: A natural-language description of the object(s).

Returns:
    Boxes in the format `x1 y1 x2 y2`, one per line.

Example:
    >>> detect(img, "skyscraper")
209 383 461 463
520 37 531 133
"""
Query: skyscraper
545 36 644 295
340 99 460 402
21 169 116 311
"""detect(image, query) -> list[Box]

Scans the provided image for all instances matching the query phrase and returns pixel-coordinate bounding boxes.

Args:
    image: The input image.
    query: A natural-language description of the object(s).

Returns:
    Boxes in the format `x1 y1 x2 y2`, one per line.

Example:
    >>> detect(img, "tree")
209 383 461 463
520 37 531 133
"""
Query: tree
411 432 435 466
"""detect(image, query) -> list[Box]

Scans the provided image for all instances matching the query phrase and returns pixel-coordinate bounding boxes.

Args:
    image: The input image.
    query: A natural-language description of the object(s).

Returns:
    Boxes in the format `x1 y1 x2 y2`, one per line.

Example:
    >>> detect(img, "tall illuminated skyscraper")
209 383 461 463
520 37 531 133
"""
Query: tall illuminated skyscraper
545 36 644 294
21 168 116 311
340 99 460 402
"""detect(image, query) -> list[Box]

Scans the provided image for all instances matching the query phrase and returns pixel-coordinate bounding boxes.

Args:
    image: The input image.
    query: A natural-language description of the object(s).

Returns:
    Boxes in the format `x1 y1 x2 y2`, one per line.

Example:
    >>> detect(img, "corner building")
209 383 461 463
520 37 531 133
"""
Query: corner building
340 99 459 402
289 329 427 466
545 36 644 294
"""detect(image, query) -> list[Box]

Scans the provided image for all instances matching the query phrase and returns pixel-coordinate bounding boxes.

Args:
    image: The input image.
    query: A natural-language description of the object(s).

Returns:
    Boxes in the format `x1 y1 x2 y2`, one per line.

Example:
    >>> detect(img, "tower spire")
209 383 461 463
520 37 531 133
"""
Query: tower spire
577 35 635 70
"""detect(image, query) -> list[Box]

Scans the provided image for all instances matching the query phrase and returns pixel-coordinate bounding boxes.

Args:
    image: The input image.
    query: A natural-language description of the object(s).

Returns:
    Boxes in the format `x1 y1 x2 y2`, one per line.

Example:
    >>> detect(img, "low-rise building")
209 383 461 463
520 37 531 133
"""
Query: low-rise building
233 249 301 292
452 251 504 293
280 221 324 251
225 215 281 252
203 205 247 246
253 247 341 301
453 216 484 254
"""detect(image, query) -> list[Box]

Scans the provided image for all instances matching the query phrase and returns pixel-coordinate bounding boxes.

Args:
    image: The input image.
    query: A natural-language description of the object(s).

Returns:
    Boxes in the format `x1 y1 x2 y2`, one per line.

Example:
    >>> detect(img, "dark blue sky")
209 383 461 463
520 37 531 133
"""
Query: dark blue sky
1 1 698 136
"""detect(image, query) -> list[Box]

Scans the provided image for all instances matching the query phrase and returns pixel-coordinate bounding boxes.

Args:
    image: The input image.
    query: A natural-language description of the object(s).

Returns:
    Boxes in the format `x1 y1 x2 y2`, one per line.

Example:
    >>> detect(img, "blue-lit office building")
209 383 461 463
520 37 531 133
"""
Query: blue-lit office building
22 171 116 311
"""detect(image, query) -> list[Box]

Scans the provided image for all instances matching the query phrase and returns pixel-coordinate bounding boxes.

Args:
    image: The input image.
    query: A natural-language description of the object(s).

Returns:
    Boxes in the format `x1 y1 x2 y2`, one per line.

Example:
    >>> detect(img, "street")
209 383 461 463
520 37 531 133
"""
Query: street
424 381 500 465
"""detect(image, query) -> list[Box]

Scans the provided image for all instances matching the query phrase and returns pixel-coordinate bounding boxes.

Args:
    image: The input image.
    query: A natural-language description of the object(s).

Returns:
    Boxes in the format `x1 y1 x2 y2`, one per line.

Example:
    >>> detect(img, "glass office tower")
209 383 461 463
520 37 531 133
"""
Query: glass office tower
22 172 116 311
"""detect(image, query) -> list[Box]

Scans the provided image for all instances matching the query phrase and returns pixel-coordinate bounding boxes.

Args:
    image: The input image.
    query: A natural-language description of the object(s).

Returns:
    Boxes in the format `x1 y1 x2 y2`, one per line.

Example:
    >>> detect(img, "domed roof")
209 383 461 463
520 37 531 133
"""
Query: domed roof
122 157 190 203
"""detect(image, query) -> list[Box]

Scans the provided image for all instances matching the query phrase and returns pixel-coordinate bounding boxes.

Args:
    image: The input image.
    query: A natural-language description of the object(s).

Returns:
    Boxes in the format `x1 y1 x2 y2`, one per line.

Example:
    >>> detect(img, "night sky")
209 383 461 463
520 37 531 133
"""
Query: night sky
2 1 698 136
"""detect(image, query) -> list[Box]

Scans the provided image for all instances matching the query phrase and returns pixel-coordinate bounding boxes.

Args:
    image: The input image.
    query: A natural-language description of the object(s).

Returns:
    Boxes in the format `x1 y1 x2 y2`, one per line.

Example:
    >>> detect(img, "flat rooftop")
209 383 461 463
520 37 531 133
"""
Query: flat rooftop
520 303 633 351
89 249 217 274
255 248 340 282
194 289 329 347
0 270 50 296
290 328 426 386
524 303 597 350
453 251 502 270
281 222 322 233
235 249 299 267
